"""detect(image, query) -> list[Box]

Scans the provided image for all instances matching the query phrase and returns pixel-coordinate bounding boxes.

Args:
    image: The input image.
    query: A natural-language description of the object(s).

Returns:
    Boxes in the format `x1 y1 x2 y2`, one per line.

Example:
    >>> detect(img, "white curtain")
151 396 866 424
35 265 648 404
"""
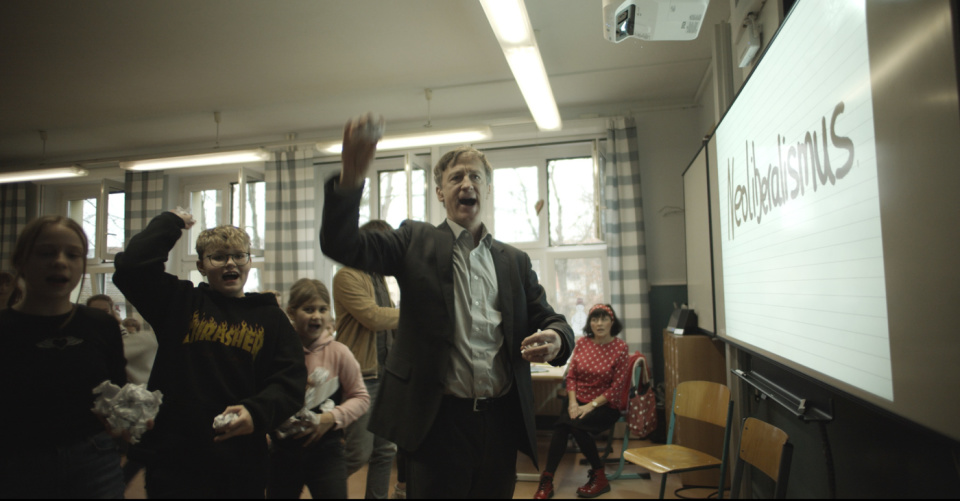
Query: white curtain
604 116 652 358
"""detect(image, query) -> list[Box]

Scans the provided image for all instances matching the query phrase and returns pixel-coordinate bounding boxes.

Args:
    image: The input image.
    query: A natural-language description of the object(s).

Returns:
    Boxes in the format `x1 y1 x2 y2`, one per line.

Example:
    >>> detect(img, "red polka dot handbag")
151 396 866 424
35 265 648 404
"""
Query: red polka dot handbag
626 352 658 439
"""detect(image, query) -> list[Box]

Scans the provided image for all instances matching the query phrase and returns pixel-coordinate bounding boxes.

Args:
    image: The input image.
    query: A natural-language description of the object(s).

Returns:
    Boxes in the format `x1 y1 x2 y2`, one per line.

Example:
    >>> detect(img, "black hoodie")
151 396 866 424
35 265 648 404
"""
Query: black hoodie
113 211 305 468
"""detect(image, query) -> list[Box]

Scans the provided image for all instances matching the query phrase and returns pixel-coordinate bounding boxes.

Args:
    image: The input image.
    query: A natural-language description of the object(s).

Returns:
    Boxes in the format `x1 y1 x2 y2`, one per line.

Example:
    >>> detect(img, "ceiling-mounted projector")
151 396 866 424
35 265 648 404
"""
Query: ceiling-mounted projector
603 0 709 42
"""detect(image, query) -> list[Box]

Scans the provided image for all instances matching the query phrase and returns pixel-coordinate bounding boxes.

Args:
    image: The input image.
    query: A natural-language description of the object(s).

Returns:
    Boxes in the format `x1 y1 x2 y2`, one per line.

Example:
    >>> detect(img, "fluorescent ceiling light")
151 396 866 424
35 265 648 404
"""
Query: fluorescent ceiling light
504 47 562 131
0 165 88 184
480 0 530 44
318 127 492 154
120 148 270 171
479 0 562 131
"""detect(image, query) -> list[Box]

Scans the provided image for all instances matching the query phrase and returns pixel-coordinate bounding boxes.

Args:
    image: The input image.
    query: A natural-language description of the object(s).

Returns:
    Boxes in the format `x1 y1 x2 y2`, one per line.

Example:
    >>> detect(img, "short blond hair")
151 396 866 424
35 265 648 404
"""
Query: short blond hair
195 225 251 259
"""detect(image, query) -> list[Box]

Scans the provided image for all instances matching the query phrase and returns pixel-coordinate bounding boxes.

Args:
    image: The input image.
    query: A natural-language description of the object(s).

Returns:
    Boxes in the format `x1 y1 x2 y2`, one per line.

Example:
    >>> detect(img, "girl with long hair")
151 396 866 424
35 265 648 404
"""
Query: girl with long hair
0 216 127 498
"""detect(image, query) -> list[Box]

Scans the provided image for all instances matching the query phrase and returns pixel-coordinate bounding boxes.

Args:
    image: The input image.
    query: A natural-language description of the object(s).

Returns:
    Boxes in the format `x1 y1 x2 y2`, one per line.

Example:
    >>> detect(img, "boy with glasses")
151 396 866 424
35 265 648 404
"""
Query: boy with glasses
113 209 306 498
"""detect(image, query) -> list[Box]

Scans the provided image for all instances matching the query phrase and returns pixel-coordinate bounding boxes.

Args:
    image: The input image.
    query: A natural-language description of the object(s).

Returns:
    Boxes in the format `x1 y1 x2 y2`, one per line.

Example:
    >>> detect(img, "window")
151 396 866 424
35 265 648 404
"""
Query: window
318 153 430 231
551 253 607 329
61 180 127 318
61 180 125 263
493 166 539 243
65 196 97 259
232 180 266 254
72 272 129 318
186 186 225 258
548 157 602 245
482 140 607 325
379 168 426 229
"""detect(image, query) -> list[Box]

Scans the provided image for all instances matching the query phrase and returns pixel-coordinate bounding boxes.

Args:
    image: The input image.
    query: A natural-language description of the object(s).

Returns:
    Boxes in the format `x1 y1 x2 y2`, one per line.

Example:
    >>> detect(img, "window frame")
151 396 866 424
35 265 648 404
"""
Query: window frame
58 178 125 266
482 140 610 318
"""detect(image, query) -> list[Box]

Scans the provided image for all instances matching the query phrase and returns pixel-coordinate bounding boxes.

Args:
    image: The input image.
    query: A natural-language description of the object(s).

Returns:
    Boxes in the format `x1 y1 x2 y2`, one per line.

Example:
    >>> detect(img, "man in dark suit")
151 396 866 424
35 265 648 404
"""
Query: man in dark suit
320 114 575 498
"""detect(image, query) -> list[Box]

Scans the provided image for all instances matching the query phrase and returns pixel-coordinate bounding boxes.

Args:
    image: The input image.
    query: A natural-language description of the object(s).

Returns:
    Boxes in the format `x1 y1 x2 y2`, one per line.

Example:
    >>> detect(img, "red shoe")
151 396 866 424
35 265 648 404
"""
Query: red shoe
576 468 611 498
534 471 555 499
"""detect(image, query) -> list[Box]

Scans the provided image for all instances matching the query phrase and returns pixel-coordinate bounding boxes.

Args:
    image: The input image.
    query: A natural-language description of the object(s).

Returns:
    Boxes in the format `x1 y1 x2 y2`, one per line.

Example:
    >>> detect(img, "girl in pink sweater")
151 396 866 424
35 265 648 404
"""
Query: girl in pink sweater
268 278 370 499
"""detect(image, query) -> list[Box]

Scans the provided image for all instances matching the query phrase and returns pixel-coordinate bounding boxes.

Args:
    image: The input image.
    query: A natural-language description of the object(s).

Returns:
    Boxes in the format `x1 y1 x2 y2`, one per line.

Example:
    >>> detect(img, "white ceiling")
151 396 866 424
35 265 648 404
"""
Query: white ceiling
0 0 730 170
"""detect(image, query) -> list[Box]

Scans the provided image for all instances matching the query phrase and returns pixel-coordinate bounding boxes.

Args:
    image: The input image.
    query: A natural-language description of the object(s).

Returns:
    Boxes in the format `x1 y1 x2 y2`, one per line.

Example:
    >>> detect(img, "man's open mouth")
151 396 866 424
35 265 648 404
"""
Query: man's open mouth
458 197 477 206
222 271 240 281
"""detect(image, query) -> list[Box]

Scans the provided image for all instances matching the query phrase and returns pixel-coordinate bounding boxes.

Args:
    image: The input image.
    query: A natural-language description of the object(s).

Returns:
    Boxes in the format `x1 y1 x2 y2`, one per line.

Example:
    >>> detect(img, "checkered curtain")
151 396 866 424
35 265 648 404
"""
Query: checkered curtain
124 171 166 246
604 116 651 358
265 150 315 296
0 183 28 272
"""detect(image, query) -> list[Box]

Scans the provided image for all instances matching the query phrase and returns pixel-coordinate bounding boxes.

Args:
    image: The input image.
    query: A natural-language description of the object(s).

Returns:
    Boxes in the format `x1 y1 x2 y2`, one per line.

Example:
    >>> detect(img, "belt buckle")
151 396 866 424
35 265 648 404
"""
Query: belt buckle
472 398 487 412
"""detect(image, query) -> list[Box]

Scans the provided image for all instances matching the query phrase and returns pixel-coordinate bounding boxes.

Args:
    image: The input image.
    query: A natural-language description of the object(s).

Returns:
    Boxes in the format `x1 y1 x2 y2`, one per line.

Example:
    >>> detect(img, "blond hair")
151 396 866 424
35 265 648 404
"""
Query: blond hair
195 225 251 259
433 146 493 187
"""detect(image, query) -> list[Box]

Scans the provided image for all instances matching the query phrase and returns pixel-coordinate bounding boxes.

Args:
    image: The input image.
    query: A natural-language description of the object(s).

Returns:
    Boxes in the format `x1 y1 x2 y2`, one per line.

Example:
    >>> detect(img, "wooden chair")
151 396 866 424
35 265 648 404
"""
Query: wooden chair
622 380 733 499
730 417 793 499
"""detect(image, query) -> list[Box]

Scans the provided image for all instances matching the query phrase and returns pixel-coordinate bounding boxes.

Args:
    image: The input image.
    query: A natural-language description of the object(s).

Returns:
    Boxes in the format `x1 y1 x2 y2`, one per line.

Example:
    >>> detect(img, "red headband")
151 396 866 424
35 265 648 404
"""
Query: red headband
589 304 615 319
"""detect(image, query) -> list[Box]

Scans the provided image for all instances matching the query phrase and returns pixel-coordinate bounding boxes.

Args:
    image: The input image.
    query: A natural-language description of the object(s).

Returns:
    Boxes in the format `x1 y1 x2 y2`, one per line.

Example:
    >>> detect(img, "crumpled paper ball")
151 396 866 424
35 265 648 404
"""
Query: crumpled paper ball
212 412 239 430
91 380 163 444
275 367 338 439
275 408 322 439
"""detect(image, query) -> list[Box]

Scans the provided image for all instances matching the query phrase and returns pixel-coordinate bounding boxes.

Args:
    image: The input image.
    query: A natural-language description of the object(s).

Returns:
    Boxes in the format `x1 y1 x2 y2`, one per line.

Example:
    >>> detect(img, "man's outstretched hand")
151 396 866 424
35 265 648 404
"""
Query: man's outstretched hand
520 329 562 364
339 113 383 190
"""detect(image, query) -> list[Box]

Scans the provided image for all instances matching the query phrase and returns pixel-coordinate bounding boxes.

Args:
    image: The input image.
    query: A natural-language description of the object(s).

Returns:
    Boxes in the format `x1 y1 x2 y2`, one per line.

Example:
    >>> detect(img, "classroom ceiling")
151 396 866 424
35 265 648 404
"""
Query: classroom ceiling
0 0 729 170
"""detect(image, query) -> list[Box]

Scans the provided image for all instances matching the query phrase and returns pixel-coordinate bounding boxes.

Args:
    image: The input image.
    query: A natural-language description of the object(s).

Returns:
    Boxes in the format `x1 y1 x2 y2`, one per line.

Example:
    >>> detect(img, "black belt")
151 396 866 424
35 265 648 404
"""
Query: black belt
442 394 506 412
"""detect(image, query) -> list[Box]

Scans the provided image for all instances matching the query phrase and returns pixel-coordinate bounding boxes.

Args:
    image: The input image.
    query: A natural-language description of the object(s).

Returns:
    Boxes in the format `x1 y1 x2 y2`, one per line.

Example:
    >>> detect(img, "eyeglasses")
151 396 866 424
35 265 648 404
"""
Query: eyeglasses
205 252 251 267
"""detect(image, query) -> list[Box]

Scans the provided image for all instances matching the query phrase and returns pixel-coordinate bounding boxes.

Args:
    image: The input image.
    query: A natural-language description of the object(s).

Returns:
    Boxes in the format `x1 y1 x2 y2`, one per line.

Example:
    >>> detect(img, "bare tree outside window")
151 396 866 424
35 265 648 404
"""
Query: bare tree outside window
379 170 402 229
188 189 223 255
232 181 265 251
66 198 98 259
548 158 601 246
379 169 426 228
493 166 539 243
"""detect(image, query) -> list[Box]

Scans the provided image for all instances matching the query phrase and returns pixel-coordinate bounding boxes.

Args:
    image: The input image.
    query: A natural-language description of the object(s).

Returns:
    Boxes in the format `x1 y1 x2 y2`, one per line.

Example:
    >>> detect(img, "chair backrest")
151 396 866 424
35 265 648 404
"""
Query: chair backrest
672 380 731 428
738 417 790 481
731 417 793 498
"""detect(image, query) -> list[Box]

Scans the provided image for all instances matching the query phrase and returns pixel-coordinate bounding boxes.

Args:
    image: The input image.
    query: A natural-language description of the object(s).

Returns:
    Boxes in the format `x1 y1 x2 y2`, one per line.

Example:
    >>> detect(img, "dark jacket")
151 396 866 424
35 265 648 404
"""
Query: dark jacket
320 176 574 467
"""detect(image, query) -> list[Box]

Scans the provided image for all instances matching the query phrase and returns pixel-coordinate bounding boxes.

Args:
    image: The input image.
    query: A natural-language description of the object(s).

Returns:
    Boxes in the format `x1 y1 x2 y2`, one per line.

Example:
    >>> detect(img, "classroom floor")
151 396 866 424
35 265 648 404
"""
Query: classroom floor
123 432 719 499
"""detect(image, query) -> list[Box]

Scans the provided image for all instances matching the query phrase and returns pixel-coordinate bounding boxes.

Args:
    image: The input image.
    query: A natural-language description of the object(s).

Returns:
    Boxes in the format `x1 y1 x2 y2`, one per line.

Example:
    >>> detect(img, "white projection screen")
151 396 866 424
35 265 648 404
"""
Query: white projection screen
707 0 960 441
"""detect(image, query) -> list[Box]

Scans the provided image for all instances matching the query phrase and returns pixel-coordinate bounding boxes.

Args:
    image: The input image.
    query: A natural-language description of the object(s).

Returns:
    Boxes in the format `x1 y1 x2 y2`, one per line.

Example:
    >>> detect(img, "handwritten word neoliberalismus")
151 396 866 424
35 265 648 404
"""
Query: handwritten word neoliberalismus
726 101 856 240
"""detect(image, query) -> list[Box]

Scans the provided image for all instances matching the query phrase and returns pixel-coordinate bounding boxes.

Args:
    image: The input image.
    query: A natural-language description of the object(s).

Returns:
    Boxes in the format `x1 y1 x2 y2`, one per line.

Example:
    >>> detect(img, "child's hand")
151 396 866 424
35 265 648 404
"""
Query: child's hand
171 206 196 229
213 405 254 442
296 412 336 447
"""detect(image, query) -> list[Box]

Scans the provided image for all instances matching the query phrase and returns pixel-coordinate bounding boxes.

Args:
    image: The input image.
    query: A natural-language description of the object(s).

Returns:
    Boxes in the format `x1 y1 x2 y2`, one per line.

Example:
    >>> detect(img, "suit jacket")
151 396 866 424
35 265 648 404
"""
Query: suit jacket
320 176 574 467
